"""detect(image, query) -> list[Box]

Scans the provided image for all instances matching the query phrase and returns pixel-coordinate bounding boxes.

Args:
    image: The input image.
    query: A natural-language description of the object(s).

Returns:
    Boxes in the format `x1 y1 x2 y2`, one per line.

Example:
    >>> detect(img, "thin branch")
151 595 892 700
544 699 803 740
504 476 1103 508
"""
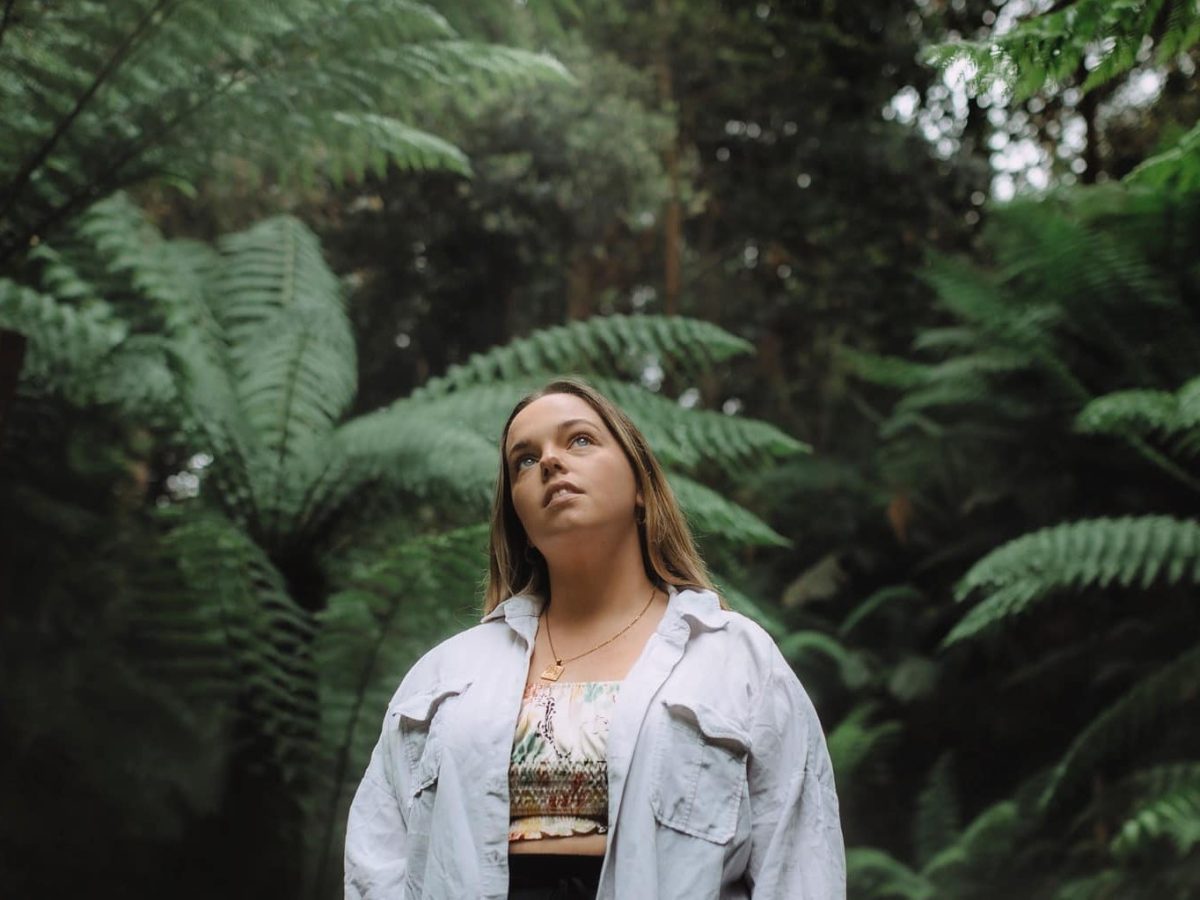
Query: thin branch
311 584 405 900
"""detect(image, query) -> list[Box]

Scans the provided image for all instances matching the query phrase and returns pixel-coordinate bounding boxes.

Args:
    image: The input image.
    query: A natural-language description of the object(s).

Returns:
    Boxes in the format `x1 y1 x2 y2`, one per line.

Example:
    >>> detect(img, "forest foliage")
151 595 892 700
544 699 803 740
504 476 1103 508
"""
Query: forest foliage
1 0 1199 898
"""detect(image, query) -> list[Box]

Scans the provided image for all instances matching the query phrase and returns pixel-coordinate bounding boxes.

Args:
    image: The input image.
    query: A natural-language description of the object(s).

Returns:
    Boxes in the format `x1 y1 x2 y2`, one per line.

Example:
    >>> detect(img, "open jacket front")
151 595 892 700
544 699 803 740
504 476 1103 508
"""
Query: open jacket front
344 587 846 900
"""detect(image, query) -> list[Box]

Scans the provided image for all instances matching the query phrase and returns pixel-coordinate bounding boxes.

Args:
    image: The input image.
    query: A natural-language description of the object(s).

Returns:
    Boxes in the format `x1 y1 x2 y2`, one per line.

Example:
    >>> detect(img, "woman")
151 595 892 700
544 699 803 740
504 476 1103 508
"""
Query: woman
345 378 845 899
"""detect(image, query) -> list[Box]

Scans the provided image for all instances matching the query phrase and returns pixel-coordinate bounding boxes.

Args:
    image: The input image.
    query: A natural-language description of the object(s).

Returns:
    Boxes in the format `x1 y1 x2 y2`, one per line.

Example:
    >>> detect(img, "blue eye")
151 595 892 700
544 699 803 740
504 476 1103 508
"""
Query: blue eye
571 434 592 448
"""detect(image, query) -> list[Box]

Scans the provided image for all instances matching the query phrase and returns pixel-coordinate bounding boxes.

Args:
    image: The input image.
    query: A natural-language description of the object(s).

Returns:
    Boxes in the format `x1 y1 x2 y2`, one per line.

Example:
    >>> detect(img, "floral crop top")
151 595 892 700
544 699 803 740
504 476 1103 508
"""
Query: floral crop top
508 680 621 841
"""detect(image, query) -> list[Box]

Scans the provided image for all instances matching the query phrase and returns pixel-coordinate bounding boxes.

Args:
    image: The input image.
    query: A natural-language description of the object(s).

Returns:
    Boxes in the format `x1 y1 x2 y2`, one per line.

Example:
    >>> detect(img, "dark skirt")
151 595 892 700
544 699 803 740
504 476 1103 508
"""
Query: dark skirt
508 853 604 899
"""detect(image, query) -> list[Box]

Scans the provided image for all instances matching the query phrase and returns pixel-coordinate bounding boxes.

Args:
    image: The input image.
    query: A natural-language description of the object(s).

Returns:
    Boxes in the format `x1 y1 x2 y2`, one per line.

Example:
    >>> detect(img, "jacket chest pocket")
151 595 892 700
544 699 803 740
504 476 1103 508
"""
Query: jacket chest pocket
390 679 472 810
650 697 751 845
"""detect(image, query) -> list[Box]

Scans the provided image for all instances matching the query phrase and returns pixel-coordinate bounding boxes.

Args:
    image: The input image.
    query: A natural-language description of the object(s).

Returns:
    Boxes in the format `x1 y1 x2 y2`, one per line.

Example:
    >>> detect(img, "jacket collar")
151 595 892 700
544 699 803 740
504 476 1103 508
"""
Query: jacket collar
481 584 728 635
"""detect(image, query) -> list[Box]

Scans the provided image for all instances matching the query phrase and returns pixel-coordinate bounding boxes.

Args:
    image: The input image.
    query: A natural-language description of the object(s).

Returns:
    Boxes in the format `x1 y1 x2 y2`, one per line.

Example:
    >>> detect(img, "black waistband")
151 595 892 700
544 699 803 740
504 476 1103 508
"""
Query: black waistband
508 852 604 891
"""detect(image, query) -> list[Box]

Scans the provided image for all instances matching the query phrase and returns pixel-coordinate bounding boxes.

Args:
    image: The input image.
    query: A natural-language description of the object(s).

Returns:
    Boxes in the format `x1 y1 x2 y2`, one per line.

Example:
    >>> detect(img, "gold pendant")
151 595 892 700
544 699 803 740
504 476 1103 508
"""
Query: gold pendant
540 661 564 682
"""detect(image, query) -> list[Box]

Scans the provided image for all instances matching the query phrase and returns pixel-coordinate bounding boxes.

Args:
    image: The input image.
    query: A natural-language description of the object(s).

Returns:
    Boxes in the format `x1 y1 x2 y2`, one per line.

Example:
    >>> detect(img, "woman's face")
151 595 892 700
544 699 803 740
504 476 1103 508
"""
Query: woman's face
505 393 642 556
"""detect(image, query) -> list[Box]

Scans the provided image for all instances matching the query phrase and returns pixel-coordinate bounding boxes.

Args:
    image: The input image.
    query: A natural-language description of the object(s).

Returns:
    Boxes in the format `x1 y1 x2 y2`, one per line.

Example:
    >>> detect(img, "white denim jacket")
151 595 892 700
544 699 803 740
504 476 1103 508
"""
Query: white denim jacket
345 586 846 899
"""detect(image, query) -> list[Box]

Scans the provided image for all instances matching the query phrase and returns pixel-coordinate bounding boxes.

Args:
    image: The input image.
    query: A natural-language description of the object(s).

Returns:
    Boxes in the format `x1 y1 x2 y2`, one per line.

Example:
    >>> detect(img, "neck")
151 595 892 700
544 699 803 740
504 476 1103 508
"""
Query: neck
542 528 658 628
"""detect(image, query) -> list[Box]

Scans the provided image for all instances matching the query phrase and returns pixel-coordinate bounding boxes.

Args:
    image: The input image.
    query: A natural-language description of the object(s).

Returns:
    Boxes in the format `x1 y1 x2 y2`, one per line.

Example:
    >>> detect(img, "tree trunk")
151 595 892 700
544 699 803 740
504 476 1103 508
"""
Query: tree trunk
565 248 593 321
0 328 27 456
656 0 681 316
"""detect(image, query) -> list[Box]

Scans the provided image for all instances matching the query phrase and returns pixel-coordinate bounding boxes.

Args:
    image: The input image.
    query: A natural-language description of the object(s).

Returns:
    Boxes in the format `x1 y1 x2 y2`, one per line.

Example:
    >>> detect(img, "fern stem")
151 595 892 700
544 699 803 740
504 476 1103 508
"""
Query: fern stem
269 227 304 539
1126 434 1200 494
0 0 181 226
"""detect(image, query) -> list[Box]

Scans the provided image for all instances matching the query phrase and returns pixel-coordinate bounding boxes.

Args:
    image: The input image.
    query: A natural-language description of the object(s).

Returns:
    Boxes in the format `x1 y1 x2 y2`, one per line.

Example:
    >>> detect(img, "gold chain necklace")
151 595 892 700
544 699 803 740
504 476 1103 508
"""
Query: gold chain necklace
539 586 657 682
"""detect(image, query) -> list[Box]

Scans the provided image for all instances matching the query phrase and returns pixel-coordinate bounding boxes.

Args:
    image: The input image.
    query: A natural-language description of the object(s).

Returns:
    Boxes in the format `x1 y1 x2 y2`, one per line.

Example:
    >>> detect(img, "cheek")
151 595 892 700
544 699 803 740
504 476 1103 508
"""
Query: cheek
511 477 539 522
601 457 639 508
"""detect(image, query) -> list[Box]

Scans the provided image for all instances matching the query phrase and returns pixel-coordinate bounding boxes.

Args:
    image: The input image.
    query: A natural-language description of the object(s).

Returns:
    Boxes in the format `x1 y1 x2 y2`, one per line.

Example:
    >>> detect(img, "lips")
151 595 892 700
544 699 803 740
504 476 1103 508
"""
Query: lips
543 481 582 507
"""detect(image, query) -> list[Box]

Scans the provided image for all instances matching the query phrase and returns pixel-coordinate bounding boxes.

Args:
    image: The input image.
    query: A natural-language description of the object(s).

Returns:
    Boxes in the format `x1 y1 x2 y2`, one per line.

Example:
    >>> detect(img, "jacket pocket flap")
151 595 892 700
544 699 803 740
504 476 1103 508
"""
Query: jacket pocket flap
392 679 473 727
662 698 751 754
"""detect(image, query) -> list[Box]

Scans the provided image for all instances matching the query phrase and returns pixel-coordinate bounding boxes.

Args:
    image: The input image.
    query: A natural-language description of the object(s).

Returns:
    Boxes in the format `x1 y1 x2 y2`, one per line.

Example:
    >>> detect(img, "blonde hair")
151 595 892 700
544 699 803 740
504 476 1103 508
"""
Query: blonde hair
484 377 725 615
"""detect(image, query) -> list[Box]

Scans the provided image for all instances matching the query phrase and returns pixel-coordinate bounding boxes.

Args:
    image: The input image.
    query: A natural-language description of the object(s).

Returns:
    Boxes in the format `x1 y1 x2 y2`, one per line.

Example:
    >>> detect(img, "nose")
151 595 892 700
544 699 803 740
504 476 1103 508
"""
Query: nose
539 447 565 478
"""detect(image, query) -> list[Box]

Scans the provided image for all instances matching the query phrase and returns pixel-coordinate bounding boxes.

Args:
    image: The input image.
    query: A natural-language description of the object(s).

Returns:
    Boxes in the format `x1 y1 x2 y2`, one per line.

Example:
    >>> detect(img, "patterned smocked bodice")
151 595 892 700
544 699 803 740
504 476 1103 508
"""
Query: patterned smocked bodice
508 680 621 841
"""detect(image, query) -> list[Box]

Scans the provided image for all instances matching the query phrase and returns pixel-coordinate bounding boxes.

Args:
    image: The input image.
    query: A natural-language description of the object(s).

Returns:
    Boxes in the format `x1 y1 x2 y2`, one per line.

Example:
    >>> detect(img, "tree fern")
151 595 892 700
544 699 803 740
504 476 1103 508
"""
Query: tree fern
945 516 1200 646
4 196 809 896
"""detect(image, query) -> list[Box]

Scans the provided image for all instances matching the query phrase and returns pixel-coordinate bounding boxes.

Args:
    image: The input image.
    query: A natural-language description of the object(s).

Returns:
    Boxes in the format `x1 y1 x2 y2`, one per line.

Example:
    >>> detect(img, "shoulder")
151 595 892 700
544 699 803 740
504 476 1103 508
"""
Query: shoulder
679 590 791 679
384 617 515 708
682 595 824 730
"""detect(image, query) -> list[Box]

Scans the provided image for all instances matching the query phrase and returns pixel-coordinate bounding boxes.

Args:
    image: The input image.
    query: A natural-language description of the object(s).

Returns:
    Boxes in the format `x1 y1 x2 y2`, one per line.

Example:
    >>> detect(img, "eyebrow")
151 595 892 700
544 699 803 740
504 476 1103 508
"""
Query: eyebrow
507 417 600 460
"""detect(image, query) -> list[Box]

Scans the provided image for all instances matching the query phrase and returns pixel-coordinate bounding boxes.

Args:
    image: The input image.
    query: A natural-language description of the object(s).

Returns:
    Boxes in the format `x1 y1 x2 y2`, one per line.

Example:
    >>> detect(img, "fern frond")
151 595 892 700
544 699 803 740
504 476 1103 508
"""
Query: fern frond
921 799 1021 886
1112 763 1200 859
410 314 753 399
164 511 320 789
945 516 1200 646
210 216 356 533
1076 389 1184 440
991 193 1172 314
387 375 805 476
846 848 934 900
668 473 789 548
0 0 568 262
311 112 471 184
0 278 126 402
778 630 873 690
74 194 223 342
172 339 266 530
1178 375 1200 427
1041 644 1200 813
915 753 961 868
308 407 496 511
840 585 924 637
1126 120 1200 192
1052 870 1127 900
0 274 174 421
922 0 1200 102
826 702 902 783
839 346 933 391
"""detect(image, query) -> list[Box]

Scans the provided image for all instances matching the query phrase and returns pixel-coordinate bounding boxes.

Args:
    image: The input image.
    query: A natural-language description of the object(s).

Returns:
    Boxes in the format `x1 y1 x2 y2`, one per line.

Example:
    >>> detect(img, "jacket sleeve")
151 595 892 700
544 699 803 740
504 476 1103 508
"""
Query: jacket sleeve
744 653 846 899
344 719 409 899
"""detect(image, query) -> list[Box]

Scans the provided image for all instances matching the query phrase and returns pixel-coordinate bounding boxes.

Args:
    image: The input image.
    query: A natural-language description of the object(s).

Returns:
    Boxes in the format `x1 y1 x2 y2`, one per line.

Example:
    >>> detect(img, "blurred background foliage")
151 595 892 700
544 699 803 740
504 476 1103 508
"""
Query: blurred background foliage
1 0 1198 897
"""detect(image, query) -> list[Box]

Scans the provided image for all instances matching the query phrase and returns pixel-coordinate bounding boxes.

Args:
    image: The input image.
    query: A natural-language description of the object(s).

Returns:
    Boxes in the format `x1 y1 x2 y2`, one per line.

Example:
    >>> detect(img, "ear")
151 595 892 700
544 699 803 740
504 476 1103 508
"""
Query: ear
635 490 644 507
